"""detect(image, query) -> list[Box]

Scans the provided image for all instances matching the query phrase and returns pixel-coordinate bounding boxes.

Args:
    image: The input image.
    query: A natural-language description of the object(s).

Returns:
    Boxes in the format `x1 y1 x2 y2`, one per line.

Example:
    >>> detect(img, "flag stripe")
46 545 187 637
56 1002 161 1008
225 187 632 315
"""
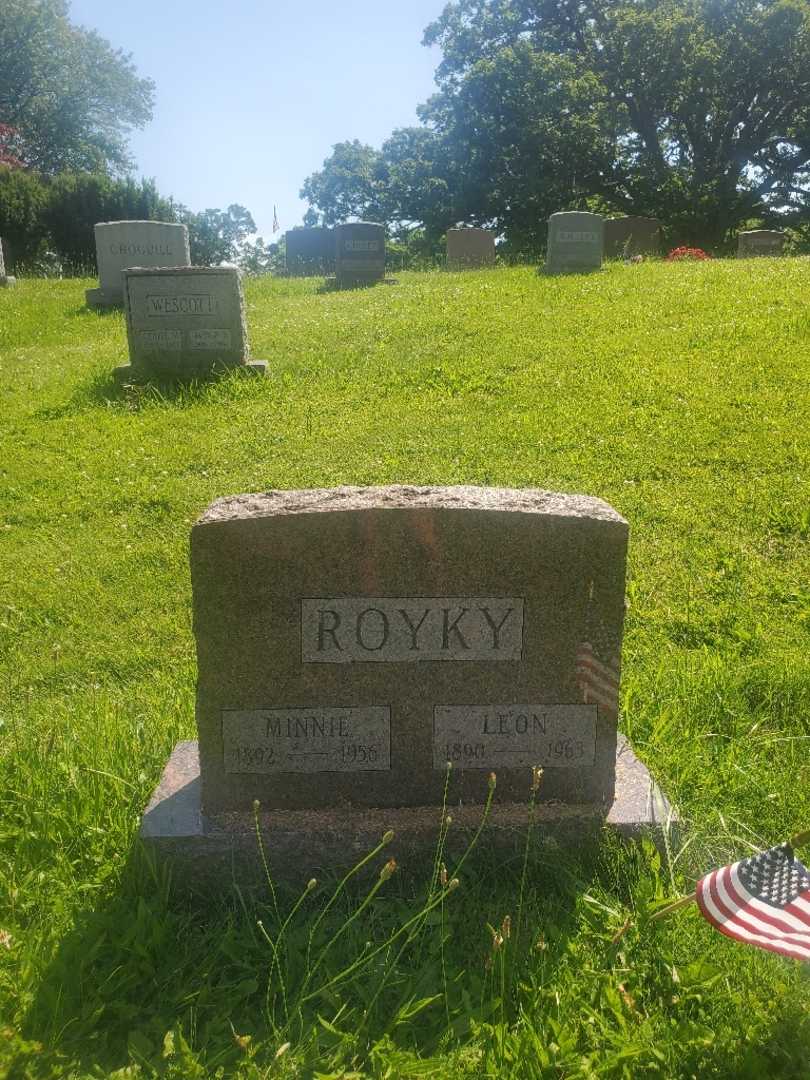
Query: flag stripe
714 868 810 946
729 864 810 934
697 876 810 960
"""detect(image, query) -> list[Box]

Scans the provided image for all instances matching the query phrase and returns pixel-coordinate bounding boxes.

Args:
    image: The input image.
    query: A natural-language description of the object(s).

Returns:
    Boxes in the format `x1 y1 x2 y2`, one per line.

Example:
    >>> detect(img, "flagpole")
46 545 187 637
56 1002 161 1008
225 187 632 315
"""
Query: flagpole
646 828 809 924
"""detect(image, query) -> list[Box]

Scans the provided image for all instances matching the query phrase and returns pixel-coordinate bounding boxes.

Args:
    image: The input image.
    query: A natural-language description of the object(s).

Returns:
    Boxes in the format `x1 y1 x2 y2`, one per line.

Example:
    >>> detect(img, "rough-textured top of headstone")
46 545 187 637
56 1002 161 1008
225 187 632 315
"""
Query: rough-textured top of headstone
198 485 626 526
191 485 629 814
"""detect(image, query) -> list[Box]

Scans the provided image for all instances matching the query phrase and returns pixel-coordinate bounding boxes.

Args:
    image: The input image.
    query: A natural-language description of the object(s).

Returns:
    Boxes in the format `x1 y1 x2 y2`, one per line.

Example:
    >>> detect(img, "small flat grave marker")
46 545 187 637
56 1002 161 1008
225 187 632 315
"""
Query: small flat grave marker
545 212 604 274
86 220 190 308
118 266 266 380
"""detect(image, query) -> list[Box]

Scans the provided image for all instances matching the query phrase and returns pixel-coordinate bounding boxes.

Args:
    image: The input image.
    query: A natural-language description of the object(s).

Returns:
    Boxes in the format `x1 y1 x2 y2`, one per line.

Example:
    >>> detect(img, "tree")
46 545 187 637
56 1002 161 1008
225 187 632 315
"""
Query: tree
300 140 387 225
179 204 257 265
422 0 810 246
0 0 154 174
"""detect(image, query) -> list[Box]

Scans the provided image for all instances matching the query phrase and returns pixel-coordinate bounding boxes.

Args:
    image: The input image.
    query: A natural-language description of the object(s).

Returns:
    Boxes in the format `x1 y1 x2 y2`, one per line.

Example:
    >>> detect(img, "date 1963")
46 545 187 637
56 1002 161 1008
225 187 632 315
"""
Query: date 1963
443 739 586 765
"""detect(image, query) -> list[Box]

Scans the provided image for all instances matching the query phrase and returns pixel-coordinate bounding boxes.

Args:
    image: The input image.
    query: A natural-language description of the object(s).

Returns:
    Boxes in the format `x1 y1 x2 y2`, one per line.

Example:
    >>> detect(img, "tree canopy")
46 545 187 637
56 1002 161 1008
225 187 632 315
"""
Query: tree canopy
302 0 810 248
0 0 154 174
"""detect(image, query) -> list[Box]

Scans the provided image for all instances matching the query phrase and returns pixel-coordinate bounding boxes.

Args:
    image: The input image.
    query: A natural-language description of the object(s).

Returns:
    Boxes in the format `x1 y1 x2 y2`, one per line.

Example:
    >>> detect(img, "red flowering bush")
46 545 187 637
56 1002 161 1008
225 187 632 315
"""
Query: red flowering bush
666 246 711 261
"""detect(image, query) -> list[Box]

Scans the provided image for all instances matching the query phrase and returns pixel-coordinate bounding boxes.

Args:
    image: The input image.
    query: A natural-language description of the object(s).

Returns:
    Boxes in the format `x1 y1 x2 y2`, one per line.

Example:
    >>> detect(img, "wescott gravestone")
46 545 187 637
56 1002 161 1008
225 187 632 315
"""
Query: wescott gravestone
0 236 15 287
446 228 496 270
737 230 785 257
335 222 385 285
285 227 335 275
141 487 673 882
545 212 604 274
86 220 190 308
604 217 661 258
118 266 266 379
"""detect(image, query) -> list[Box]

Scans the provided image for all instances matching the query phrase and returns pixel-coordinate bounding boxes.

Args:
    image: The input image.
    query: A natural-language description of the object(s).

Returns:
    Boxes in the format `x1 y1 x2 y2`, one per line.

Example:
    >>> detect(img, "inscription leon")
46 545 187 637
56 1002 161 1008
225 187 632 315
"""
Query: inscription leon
301 597 524 663
433 704 596 769
223 706 391 774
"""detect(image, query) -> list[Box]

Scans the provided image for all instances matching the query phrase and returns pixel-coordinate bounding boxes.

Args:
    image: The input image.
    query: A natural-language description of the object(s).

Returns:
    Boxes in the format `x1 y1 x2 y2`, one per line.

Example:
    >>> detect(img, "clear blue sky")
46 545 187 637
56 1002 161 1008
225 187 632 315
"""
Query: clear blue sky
69 0 444 239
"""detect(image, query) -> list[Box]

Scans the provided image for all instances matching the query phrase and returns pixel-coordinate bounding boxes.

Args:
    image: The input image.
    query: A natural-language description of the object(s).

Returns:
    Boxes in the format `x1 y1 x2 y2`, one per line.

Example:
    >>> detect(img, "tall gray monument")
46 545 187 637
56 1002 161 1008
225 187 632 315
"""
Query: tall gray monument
86 221 190 308
140 486 671 882
545 212 604 274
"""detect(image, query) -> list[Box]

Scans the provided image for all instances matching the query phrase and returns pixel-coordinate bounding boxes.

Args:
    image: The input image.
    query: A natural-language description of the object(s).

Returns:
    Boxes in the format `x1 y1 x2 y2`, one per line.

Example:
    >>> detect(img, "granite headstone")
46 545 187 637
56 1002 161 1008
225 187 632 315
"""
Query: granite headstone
86 220 190 308
446 228 496 269
141 486 675 882
604 217 661 258
117 266 266 379
335 222 385 285
285 227 335 275
545 212 604 274
737 230 785 257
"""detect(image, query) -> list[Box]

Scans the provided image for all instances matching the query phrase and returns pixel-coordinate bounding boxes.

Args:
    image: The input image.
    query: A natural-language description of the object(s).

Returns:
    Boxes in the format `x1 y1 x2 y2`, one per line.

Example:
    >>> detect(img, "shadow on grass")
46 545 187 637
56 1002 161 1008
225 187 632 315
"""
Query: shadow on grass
17 824 595 1076
316 277 399 294
34 365 260 420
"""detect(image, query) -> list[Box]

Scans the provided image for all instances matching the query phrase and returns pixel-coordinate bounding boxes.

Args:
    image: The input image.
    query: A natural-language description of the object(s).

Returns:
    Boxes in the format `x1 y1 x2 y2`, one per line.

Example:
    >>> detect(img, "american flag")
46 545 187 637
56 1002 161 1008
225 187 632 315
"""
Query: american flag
575 582 621 716
696 844 810 961
272 205 280 234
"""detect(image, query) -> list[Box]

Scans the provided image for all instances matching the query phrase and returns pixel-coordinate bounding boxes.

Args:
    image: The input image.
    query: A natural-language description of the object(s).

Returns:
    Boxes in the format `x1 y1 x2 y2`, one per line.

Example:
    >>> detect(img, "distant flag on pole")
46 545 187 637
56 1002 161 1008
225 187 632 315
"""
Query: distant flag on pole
272 205 280 234
696 843 810 961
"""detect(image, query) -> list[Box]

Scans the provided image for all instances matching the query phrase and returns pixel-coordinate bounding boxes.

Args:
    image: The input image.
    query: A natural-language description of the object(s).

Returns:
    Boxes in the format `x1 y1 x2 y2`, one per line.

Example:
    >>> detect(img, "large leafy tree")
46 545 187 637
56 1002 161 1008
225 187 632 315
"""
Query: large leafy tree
0 0 154 174
422 0 810 245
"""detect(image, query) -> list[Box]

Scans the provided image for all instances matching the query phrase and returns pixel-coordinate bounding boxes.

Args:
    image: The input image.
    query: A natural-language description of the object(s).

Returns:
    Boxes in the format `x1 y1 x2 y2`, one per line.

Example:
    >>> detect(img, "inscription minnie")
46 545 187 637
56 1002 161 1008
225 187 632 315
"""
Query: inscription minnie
301 596 524 663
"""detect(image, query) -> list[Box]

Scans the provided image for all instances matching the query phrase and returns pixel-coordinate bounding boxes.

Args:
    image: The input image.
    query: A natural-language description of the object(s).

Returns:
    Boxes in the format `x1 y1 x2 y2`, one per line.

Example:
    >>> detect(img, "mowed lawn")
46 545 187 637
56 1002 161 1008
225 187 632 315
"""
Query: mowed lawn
1 261 809 1078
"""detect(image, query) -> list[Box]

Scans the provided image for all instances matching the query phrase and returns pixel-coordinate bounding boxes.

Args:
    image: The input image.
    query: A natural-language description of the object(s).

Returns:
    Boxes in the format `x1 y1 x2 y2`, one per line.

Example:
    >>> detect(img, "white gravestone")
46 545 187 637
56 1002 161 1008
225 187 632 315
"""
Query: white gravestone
86 221 190 308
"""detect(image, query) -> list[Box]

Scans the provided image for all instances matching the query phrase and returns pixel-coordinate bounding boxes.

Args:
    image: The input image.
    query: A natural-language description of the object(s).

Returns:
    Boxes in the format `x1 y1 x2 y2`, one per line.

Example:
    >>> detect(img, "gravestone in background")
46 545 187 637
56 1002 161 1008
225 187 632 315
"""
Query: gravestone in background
141 485 672 883
545 212 604 274
335 222 385 285
0 236 15 287
117 266 266 380
86 220 190 308
446 228 496 269
285 227 335 275
604 217 661 258
737 230 785 257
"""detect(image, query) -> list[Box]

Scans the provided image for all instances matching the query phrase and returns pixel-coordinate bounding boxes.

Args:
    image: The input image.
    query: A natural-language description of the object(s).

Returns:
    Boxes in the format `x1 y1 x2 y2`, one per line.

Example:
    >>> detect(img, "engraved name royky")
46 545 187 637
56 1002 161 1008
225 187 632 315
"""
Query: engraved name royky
301 597 524 663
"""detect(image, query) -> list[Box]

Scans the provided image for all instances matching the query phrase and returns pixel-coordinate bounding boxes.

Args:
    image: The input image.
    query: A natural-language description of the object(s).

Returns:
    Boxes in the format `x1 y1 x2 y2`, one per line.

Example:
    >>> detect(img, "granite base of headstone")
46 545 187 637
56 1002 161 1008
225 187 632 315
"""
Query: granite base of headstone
544 212 604 274
115 266 266 381
86 220 190 309
0 237 15 287
604 217 661 258
737 230 785 257
446 228 496 269
140 485 674 887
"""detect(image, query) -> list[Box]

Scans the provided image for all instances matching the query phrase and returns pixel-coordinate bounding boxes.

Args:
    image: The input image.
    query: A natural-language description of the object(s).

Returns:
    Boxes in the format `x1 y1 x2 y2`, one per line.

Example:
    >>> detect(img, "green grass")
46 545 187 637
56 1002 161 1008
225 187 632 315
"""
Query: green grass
1 260 809 1078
